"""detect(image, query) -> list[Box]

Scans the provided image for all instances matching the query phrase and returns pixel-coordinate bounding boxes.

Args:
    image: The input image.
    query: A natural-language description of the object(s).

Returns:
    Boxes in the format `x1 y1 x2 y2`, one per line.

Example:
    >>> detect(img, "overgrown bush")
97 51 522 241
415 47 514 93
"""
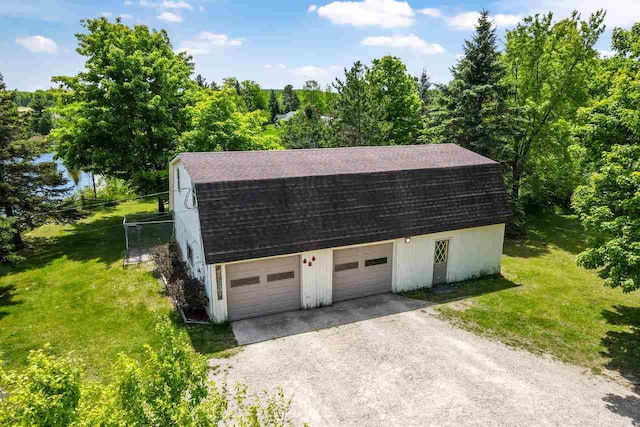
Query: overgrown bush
0 319 296 426
151 241 209 309
0 346 82 426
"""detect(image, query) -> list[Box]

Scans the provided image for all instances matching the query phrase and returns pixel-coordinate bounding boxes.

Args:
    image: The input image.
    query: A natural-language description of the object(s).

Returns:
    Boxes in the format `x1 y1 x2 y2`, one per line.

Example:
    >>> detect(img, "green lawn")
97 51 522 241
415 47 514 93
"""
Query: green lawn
0 201 237 380
404 213 640 384
262 124 282 139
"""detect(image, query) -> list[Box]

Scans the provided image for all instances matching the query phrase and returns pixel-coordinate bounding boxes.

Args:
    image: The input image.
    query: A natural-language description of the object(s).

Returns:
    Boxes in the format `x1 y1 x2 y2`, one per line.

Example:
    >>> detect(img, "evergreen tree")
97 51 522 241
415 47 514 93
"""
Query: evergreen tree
268 90 281 122
416 68 432 116
331 61 388 146
0 72 68 263
195 74 208 88
282 84 300 113
428 10 513 160
28 91 54 135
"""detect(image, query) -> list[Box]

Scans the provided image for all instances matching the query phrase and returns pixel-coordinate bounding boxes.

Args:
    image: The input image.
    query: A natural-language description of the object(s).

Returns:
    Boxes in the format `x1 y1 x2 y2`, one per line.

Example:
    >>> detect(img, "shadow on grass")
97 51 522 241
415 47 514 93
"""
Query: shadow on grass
0 206 156 274
401 274 520 304
601 305 640 389
504 213 590 259
0 284 21 321
168 311 238 358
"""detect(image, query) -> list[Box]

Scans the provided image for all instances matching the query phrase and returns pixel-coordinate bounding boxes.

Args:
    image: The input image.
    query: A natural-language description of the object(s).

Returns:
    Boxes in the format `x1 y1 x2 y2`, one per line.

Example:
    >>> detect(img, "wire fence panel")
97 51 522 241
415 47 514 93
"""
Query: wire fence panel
124 213 174 265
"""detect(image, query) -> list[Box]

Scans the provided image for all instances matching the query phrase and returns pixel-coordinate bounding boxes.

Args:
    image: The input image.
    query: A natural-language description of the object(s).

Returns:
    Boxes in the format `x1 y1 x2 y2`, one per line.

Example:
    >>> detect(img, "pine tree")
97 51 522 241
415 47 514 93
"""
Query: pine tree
427 10 512 160
268 90 281 122
331 61 388 146
417 68 432 115
0 72 68 263
282 84 300 113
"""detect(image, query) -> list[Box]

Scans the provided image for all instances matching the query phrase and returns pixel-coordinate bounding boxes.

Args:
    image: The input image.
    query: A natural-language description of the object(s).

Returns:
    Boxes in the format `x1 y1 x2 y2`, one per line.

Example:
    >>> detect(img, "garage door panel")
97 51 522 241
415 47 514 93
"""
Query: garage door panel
226 256 301 320
333 243 393 303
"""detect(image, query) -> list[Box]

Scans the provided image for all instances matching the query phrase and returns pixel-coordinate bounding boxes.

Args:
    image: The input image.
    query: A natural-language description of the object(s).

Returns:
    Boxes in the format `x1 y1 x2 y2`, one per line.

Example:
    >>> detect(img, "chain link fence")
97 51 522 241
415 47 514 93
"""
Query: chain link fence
123 212 174 265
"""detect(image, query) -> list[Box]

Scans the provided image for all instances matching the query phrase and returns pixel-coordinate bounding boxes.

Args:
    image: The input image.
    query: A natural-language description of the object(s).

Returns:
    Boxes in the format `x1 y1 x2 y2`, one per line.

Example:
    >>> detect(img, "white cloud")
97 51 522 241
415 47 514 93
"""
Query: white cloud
361 34 444 54
199 5 205 12
278 64 287 69
178 31 243 55
493 13 522 27
308 4 318 13
101 12 113 17
120 13 134 19
447 11 521 30
265 64 273 69
16 35 57 53
455 53 464 60
287 65 341 78
417 8 440 17
163 0 193 10
316 0 414 28
124 0 133 5
158 11 182 22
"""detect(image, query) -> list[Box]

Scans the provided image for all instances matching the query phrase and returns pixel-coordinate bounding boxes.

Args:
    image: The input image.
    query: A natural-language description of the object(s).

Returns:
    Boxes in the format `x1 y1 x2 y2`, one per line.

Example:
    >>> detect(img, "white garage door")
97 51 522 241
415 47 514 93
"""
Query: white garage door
333 243 393 302
226 255 301 321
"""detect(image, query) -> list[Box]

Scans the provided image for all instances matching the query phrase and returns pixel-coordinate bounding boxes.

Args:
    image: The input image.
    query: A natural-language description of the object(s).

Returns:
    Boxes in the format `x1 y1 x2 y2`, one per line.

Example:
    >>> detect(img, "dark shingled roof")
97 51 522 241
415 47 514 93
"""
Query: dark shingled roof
176 144 511 265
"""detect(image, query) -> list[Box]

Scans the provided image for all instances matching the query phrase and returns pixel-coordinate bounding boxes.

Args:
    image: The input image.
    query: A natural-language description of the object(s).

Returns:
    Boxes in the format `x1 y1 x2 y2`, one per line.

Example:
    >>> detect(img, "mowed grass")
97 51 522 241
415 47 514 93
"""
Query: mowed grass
0 201 237 380
404 213 640 384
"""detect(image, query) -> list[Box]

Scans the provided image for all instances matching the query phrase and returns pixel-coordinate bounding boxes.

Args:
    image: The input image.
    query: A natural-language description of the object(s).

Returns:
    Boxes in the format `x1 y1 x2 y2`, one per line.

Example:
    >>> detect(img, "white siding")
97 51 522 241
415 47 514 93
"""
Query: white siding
203 223 504 323
300 249 333 308
169 159 212 314
393 223 505 292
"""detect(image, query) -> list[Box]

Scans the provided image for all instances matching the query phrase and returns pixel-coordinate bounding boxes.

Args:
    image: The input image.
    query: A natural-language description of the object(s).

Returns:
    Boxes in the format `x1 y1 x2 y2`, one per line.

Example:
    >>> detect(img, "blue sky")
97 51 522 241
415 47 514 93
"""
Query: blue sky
1 0 637 91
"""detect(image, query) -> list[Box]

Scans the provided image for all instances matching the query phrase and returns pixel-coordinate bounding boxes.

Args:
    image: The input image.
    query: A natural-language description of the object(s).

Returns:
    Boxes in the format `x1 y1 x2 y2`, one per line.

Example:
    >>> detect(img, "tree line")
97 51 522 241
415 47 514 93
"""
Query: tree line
1 12 638 292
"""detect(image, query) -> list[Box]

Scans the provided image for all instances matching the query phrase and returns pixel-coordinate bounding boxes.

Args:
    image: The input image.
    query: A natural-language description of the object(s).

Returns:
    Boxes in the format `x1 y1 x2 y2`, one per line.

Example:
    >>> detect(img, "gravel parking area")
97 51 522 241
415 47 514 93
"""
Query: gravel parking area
212 294 640 426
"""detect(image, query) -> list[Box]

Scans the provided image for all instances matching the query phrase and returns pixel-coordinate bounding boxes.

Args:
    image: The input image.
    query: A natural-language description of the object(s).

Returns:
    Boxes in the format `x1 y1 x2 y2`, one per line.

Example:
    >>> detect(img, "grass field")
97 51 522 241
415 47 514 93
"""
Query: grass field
0 201 237 380
404 214 640 385
262 124 282 139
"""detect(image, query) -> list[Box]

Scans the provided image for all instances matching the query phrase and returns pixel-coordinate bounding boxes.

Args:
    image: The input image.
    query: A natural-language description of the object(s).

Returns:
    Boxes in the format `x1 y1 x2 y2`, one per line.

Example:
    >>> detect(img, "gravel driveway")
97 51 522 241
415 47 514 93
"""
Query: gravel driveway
212 294 640 426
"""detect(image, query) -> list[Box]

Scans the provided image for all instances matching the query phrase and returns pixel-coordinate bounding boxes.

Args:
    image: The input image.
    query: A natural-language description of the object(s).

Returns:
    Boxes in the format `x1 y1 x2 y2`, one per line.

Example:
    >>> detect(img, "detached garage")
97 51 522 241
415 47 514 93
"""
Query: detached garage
168 144 510 323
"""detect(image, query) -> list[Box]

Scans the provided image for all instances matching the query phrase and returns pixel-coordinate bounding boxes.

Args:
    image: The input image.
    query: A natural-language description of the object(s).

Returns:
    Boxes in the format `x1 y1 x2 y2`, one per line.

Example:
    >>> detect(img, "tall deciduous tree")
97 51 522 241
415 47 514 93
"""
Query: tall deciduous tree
301 80 326 115
572 145 640 292
331 61 387 146
367 56 421 145
51 18 194 212
0 73 68 263
504 11 605 208
282 84 300 113
239 80 266 112
572 23 640 292
427 11 514 161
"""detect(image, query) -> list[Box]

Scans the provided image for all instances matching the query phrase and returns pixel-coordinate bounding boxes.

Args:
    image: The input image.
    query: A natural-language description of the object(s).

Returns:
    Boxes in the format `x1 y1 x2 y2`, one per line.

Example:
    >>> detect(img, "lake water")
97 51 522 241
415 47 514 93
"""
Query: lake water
37 153 95 194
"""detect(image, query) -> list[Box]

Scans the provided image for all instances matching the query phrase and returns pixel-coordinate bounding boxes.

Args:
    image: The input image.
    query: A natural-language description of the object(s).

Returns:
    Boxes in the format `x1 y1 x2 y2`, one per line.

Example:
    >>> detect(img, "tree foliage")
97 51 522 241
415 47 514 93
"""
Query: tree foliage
330 61 388 146
239 80 267 112
572 145 640 292
268 89 281 122
178 88 281 152
281 111 330 149
0 73 68 261
0 320 296 426
282 84 300 113
367 56 421 145
51 17 194 211
503 11 605 209
424 11 514 162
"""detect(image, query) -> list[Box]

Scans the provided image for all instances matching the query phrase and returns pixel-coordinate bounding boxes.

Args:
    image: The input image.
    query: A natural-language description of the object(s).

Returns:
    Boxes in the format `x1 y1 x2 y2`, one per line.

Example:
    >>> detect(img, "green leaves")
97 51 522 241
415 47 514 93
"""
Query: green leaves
51 17 194 197
573 144 640 292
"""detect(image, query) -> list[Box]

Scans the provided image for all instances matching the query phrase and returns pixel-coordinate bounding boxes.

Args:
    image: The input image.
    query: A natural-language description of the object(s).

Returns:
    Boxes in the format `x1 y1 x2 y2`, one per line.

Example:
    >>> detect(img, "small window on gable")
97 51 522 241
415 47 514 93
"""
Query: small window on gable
176 168 181 193
187 243 194 265
191 183 197 208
